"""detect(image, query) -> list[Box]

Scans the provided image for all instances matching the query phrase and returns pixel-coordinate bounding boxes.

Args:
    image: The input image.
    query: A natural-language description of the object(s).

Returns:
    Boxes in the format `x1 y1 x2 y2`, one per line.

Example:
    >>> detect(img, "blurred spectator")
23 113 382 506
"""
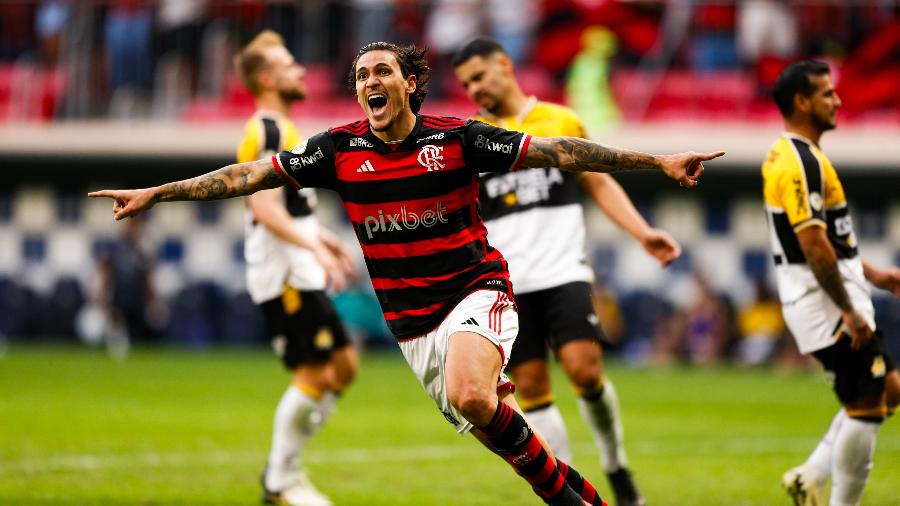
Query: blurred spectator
737 0 798 92
591 278 625 350
486 0 539 65
836 18 900 114
154 0 208 115
736 277 785 366
78 216 165 354
36 0 70 66
653 271 736 366
690 2 739 72
566 25 620 136
104 0 154 117
424 0 483 97
350 0 395 48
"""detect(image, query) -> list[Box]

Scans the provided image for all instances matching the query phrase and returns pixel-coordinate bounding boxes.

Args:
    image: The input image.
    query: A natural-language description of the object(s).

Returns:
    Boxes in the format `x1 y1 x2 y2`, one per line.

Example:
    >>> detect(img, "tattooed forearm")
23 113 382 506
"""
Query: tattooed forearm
808 254 854 312
524 137 660 173
155 159 283 202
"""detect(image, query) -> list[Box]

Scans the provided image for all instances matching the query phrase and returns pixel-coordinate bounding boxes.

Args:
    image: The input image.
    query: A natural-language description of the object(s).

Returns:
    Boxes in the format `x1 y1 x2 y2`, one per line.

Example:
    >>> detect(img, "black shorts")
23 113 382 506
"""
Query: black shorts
812 330 896 405
508 281 605 369
260 288 350 370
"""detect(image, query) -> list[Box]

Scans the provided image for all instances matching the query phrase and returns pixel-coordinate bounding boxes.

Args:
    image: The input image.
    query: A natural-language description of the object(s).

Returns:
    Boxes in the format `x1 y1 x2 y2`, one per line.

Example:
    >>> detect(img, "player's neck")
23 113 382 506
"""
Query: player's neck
784 120 823 146
371 110 417 143
255 92 291 117
491 85 529 119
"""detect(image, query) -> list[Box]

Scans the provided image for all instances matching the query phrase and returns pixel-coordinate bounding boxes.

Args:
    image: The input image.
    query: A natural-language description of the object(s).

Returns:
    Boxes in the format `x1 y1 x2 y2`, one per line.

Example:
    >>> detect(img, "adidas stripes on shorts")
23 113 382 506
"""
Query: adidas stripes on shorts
398 289 518 435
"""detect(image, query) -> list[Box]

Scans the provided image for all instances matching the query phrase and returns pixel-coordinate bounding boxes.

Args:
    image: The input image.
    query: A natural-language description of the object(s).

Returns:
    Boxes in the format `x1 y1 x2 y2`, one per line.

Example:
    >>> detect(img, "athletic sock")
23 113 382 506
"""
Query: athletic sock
804 409 845 485
524 403 573 463
576 378 629 472
558 459 605 506
831 417 879 506
480 401 589 505
265 384 327 491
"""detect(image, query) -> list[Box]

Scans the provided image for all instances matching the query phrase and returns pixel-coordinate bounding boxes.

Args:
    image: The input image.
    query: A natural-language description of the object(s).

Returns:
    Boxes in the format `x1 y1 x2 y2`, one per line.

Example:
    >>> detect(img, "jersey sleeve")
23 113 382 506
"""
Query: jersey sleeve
779 141 827 231
461 120 531 173
272 130 337 190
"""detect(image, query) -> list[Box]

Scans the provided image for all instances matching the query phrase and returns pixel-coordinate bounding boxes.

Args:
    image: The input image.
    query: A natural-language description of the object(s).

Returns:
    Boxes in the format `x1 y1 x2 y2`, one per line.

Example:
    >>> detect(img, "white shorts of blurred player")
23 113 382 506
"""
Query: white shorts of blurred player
398 289 518 435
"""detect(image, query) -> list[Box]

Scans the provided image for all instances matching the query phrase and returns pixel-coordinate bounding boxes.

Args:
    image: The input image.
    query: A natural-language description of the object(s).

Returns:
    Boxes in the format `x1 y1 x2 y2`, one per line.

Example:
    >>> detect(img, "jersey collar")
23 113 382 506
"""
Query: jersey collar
783 131 816 147
479 96 538 128
365 114 424 152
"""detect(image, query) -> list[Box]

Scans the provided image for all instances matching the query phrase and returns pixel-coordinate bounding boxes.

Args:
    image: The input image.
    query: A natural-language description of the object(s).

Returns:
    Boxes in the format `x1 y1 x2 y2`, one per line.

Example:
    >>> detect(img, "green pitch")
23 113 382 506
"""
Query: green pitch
1 346 897 505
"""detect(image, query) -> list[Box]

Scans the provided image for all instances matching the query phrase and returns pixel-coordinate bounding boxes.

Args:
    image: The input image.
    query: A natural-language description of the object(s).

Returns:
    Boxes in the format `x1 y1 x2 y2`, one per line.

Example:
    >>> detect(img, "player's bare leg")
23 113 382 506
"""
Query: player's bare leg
559 339 645 506
446 331 605 506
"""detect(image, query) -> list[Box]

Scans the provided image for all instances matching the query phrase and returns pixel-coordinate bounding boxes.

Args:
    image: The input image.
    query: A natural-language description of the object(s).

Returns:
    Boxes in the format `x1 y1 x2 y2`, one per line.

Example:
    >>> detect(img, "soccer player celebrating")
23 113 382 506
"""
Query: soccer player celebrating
91 42 723 505
452 36 679 506
233 31 358 506
762 60 900 506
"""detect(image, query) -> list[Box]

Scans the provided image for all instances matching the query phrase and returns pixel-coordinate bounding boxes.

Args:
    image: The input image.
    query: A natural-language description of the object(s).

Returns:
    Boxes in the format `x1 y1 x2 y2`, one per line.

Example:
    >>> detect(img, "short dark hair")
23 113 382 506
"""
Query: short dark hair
772 60 831 117
451 36 506 67
348 42 430 114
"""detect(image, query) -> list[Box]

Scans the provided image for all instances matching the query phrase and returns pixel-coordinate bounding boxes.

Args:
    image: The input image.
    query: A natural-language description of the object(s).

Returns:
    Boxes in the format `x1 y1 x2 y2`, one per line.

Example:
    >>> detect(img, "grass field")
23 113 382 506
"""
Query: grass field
1 345 898 506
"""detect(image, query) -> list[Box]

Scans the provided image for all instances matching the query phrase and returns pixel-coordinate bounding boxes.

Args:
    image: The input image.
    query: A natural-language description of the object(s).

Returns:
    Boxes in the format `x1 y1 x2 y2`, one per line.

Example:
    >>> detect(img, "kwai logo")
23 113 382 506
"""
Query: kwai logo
362 202 449 239
289 146 324 169
474 134 514 154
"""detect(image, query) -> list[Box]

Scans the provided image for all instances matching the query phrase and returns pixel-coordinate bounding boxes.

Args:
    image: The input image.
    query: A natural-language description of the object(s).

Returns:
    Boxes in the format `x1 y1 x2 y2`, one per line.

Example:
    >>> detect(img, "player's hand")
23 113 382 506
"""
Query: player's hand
842 309 873 350
640 228 681 267
871 266 900 297
658 151 725 188
318 231 357 283
312 244 347 293
88 188 157 220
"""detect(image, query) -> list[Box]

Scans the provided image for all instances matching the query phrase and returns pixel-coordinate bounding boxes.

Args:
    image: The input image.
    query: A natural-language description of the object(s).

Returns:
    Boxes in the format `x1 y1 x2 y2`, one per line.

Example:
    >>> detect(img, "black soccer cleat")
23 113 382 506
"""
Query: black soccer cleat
607 468 646 506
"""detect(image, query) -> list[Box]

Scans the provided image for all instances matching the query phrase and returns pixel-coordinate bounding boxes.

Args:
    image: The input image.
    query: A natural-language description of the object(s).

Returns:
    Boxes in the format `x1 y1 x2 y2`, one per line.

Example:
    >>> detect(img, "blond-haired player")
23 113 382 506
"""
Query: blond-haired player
234 31 358 506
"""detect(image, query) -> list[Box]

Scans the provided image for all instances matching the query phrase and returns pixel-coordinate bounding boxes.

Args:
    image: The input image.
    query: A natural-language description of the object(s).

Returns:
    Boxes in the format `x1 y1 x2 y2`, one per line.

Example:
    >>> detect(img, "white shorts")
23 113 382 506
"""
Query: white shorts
398 289 518 435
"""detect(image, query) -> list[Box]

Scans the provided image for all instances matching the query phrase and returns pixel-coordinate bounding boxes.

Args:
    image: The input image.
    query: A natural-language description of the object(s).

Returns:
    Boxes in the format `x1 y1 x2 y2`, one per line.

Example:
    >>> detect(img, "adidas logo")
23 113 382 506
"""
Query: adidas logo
462 318 479 326
356 160 375 173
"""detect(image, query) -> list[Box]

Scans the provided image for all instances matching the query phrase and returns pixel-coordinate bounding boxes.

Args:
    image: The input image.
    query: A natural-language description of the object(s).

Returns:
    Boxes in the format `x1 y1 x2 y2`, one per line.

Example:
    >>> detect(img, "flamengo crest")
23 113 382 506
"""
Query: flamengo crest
417 144 445 172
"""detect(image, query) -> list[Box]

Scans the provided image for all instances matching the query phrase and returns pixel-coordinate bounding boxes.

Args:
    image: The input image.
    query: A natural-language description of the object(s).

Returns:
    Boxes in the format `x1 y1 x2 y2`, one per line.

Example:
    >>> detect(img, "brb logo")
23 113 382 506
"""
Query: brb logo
417 144 445 172
363 202 449 239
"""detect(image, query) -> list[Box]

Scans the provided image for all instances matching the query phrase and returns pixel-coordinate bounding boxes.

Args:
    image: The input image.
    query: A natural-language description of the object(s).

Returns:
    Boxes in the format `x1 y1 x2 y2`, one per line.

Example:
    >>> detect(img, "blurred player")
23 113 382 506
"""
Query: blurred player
763 60 900 506
453 36 680 506
91 41 723 505
233 31 358 506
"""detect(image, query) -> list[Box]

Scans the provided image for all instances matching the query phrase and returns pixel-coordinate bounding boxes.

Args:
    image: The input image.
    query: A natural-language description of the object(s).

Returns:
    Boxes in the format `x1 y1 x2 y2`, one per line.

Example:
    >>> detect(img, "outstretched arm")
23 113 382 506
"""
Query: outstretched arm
89 158 284 220
579 173 681 267
524 136 724 188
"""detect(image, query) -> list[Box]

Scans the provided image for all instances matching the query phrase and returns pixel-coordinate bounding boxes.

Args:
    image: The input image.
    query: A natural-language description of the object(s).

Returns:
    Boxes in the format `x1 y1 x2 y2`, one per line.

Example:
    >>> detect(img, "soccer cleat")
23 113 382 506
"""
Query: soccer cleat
262 470 332 506
607 468 646 506
781 466 824 506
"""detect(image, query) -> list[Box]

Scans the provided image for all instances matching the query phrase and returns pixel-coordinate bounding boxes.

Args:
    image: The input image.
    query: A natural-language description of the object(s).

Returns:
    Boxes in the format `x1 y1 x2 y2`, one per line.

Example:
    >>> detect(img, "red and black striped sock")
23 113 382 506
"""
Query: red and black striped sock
480 401 584 505
558 460 606 506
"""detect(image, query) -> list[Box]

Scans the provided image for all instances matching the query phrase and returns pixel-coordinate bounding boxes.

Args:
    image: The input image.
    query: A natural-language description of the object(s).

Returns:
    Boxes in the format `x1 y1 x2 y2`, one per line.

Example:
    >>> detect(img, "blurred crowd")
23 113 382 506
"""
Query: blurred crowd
1 1 899 121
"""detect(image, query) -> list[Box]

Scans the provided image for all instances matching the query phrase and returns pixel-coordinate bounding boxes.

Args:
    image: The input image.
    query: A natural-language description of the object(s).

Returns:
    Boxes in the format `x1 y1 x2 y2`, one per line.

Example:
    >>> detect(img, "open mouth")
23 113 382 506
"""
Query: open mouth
367 94 388 115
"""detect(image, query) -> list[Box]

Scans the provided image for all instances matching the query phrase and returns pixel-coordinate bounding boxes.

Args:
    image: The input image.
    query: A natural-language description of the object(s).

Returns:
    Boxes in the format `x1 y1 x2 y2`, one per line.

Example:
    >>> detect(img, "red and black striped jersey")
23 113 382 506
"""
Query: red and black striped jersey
273 114 532 340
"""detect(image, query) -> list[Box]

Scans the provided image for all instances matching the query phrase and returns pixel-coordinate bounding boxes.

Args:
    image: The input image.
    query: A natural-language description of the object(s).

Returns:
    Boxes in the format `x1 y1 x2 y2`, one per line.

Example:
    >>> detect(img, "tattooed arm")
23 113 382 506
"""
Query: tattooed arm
88 158 285 220
524 136 724 188
796 224 873 350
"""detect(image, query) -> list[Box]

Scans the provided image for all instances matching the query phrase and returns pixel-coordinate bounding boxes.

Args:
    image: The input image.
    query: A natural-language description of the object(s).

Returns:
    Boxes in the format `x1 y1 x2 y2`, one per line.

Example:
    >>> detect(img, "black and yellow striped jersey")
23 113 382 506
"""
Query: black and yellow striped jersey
238 111 324 303
472 98 594 294
762 132 873 353
238 111 314 217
